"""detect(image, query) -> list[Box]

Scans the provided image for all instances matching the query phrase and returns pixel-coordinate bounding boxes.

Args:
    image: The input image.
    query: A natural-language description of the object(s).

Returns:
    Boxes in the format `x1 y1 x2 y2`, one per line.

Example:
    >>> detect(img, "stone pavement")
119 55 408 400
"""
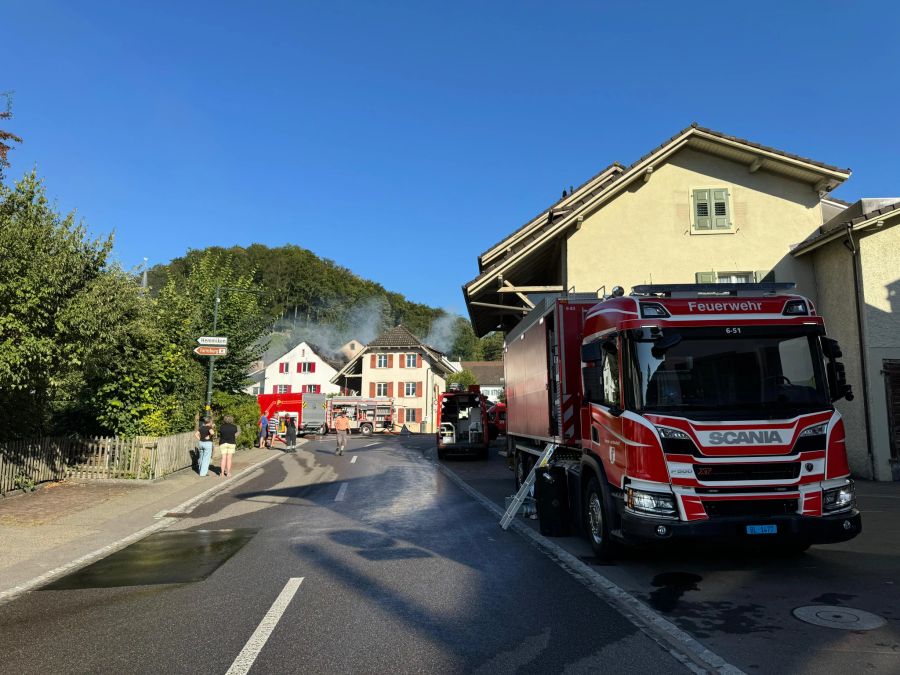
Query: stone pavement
0 444 287 599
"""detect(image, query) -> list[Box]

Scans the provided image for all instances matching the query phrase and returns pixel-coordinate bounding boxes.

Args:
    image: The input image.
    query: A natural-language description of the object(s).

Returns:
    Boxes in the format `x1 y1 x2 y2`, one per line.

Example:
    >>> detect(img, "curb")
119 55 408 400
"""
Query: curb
431 455 745 675
0 447 289 607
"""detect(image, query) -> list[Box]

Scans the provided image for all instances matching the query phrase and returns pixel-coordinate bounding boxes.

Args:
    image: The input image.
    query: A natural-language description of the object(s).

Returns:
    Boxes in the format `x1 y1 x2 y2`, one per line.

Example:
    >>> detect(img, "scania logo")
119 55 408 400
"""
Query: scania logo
707 430 784 445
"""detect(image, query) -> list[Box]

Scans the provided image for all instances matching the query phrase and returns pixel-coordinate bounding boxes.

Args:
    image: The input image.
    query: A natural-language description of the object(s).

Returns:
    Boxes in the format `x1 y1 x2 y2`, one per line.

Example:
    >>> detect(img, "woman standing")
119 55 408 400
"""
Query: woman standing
195 416 215 477
219 415 240 477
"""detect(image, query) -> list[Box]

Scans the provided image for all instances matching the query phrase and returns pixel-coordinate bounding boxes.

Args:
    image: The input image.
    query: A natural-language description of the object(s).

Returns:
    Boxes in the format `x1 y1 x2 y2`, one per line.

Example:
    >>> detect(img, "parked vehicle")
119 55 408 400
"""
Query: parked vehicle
437 386 490 460
505 283 861 557
257 392 327 437
325 396 394 436
487 402 507 439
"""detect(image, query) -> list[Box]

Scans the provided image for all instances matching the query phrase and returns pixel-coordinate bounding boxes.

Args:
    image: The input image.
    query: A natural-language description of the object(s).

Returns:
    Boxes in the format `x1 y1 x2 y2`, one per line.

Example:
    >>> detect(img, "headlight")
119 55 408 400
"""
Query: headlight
799 423 827 437
627 488 678 518
656 426 690 440
823 481 855 513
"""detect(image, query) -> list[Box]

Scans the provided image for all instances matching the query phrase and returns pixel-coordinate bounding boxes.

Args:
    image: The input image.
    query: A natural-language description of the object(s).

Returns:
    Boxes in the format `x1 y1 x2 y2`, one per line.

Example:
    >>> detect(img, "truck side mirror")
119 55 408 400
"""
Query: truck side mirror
582 341 603 362
826 360 854 402
601 340 617 356
651 332 682 358
822 337 843 359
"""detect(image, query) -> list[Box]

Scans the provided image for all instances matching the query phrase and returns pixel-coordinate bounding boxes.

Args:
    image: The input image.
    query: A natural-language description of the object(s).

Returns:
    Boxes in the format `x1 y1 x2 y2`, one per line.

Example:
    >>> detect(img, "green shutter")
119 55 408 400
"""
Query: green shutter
696 271 717 284
755 269 775 283
693 189 712 230
711 188 731 229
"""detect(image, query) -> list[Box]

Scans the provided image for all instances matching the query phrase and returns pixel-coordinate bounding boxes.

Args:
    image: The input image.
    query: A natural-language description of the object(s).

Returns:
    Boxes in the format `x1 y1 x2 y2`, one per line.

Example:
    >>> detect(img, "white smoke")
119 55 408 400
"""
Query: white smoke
424 311 460 355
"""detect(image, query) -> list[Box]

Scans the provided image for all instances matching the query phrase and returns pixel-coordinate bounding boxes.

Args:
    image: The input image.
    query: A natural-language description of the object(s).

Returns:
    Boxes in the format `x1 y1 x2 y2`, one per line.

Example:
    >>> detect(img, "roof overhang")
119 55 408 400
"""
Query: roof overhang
464 124 852 335
792 203 900 257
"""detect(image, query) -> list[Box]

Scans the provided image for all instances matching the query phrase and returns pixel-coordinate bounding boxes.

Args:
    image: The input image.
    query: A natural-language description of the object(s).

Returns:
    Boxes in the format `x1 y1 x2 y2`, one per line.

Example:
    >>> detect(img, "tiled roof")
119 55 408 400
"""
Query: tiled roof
461 361 504 385
367 325 425 348
793 199 900 255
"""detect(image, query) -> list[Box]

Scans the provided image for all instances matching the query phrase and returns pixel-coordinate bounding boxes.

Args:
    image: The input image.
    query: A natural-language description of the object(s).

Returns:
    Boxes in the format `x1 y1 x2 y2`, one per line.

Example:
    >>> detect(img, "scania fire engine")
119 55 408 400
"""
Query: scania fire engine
505 283 861 557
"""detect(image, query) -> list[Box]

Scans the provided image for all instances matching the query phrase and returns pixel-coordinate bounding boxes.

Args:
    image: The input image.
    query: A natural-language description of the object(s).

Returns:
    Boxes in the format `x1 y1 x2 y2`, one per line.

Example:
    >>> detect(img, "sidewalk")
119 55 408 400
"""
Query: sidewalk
0 445 285 601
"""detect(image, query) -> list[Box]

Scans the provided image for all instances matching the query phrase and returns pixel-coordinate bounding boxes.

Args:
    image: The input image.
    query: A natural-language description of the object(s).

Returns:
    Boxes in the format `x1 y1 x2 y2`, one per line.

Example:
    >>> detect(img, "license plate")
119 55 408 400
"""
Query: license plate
746 524 777 535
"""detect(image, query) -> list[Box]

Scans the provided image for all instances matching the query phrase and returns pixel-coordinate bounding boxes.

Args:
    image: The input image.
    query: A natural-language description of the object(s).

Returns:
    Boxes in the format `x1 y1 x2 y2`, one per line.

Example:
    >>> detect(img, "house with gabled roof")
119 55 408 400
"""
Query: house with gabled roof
463 123 900 481
245 341 344 396
330 325 458 432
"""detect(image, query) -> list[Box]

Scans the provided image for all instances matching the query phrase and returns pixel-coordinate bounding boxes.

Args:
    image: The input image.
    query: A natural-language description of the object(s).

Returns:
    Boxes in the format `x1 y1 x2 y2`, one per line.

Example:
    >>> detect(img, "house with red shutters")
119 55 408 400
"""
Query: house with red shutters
250 341 344 396
330 325 458 432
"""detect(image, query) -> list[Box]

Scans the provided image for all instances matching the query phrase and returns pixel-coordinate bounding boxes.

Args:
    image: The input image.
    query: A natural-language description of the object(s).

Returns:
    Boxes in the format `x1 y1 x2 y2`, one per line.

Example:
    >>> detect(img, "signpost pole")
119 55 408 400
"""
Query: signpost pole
205 284 221 412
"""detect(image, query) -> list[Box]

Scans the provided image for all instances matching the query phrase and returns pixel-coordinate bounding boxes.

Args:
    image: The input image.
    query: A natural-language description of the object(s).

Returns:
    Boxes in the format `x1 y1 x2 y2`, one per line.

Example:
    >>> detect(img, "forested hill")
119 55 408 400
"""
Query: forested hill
146 244 501 361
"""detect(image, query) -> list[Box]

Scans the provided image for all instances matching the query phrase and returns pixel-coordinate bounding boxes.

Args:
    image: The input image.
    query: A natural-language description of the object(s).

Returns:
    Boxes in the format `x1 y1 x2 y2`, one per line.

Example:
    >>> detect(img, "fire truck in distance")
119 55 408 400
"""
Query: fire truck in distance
325 396 394 436
505 283 861 557
437 385 491 460
257 392 327 438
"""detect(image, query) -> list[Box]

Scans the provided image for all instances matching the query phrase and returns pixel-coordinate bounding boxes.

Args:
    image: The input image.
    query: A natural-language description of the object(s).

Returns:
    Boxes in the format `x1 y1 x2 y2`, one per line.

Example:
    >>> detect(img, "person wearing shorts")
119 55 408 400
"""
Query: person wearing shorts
334 412 350 456
219 415 239 477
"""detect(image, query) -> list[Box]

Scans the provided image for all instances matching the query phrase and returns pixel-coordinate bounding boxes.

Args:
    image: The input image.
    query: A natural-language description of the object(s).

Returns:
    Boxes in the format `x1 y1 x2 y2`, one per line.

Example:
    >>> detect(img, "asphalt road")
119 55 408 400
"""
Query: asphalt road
0 435 689 675
446 441 900 674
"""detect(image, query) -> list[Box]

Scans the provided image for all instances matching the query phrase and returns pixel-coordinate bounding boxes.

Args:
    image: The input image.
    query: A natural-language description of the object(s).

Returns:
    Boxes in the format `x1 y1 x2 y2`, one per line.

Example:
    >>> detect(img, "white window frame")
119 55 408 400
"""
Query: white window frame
376 354 388 369
375 382 388 397
717 271 753 284
300 362 313 373
275 384 290 394
404 382 417 397
405 353 417 368
278 362 289 374
405 408 418 423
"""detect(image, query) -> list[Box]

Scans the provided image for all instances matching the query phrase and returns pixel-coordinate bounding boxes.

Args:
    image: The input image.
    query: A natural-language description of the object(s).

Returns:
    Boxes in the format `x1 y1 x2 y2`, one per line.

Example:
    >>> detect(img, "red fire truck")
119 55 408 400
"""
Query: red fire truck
505 283 861 557
257 392 327 438
437 386 491 460
325 396 394 436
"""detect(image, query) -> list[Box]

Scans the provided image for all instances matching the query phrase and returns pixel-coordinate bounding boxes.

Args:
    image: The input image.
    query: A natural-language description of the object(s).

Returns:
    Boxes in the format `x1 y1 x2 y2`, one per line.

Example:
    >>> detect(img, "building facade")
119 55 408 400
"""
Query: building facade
331 325 456 432
248 341 343 396
461 361 504 402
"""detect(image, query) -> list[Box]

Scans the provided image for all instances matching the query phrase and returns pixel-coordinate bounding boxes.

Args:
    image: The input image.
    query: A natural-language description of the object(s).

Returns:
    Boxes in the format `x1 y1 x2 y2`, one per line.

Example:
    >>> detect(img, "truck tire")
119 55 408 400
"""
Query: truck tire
514 451 531 491
478 446 490 461
360 423 373 437
584 476 618 559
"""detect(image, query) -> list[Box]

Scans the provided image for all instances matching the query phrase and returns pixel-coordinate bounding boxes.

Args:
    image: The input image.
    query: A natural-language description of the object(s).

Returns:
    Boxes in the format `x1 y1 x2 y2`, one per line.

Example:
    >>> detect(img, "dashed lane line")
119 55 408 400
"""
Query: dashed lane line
335 482 348 501
351 455 358 464
226 577 304 675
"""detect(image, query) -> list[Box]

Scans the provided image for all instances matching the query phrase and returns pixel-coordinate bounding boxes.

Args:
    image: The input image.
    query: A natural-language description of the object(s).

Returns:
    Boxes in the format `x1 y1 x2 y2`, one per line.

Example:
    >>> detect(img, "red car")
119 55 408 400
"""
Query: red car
487 402 506 439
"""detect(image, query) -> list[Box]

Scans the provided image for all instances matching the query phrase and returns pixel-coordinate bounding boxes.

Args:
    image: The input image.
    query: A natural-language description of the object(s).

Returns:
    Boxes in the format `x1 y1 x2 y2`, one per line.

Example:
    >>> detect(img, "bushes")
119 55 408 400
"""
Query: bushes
211 391 259 448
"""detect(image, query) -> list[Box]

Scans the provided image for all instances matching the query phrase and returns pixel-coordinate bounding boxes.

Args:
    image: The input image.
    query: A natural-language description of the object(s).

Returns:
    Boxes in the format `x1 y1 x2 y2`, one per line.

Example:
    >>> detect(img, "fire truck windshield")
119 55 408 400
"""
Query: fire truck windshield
626 328 830 419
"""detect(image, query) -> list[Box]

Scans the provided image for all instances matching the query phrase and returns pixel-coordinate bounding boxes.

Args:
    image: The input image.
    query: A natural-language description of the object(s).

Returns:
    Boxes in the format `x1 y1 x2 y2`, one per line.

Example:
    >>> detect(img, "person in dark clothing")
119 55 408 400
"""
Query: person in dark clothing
285 416 297 451
219 415 240 477
195 417 215 476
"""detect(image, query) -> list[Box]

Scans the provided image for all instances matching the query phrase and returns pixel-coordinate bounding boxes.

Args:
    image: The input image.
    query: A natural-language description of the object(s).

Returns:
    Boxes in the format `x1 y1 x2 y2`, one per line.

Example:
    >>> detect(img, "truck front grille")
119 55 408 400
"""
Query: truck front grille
693 462 800 482
703 498 798 518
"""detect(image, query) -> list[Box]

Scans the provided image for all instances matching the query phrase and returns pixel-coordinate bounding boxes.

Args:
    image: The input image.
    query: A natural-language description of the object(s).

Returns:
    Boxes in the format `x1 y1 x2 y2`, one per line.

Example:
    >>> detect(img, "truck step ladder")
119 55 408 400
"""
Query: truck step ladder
500 444 557 530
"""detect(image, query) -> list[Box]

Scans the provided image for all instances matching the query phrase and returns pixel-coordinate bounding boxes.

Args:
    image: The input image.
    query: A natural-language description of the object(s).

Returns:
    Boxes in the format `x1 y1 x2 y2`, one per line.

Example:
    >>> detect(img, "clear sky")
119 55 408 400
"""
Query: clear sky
3 1 898 312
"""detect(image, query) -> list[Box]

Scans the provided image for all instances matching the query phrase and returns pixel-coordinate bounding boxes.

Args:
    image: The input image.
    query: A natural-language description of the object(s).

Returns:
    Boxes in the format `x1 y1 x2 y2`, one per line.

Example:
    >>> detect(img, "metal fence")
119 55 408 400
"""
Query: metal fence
0 431 198 494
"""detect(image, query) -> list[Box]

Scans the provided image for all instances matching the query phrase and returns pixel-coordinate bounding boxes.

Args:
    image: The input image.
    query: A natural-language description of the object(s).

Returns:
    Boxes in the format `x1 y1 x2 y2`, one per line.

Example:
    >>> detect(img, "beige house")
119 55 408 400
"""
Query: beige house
792 200 900 481
463 123 899 480
330 325 456 433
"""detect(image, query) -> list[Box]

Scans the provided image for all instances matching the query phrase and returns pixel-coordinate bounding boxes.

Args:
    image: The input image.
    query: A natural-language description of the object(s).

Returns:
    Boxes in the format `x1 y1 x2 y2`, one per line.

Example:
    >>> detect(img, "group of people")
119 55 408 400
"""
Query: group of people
258 412 298 450
194 415 240 477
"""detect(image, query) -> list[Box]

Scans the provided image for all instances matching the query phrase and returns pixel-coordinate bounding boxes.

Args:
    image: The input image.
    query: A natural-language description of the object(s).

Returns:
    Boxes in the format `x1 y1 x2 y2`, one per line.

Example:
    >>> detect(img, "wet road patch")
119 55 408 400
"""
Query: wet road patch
41 529 257 590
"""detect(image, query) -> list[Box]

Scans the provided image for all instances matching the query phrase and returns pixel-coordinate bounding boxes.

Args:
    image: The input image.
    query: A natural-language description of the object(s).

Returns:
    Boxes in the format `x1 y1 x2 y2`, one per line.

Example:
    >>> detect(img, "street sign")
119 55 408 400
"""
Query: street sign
197 336 228 346
194 346 228 356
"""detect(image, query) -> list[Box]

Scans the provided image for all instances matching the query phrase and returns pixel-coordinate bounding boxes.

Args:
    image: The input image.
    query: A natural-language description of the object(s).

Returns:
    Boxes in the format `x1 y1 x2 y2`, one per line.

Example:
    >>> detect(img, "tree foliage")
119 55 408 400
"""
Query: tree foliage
447 369 477 389
0 93 22 181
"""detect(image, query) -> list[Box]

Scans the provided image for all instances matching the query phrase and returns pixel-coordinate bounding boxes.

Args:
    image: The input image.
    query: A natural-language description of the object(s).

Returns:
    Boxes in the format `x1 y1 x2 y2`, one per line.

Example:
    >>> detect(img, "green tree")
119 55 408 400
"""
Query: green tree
479 331 504 361
0 93 22 181
447 369 477 389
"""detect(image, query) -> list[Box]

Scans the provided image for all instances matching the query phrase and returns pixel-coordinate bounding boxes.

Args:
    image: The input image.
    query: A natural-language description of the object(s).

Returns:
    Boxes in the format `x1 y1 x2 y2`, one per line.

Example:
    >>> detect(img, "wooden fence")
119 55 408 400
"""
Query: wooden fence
0 431 198 494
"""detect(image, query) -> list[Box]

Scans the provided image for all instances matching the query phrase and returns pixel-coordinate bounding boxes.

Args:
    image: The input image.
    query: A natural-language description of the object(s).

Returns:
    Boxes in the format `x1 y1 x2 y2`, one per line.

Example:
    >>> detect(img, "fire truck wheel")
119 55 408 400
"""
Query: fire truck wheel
584 477 618 559
514 451 531 491
360 423 373 437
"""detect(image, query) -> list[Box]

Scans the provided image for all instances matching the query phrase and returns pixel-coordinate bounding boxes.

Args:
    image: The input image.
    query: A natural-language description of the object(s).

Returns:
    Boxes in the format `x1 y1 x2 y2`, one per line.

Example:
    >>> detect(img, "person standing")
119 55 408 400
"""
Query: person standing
285 415 297 451
334 411 350 456
267 414 279 447
219 415 240 477
195 417 215 477
258 412 268 448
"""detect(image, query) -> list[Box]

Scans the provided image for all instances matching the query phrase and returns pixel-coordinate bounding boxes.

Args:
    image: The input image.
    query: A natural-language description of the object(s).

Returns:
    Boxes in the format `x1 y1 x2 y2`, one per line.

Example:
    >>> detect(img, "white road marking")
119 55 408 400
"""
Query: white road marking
335 482 348 501
226 577 304 675
351 455 358 464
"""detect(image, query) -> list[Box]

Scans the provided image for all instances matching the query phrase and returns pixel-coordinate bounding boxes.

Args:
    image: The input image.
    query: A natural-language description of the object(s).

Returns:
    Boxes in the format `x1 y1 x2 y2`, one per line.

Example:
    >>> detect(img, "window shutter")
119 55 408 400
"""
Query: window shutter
693 189 712 230
285 385 292 393
416 408 422 423
416 382 422 397
370 354 376 368
417 354 422 368
398 381 404 397
369 382 375 397
296 363 301 373
695 271 717 284
388 354 394 368
711 188 731 229
755 269 775 283
398 408 405 424
310 362 316 373
399 353 405 369
388 382 394 397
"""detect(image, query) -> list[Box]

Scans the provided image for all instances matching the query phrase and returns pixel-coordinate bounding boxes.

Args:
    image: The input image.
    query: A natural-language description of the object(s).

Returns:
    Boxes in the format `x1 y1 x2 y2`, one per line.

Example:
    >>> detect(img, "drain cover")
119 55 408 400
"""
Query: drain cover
793 605 886 630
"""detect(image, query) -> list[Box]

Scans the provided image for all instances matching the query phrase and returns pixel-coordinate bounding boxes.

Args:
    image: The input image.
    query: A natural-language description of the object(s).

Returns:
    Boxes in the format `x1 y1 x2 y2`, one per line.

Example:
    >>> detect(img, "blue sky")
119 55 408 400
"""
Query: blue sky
3 0 899 312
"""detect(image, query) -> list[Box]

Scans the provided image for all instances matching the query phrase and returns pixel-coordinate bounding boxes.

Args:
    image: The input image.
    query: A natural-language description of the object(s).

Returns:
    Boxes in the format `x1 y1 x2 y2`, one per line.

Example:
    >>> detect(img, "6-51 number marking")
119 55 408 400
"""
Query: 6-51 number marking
725 327 742 334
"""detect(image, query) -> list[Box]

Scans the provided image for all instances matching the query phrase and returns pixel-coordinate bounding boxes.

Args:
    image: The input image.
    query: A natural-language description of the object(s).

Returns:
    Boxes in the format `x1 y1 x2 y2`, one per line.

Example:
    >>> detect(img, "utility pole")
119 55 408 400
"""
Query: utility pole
205 284 221 412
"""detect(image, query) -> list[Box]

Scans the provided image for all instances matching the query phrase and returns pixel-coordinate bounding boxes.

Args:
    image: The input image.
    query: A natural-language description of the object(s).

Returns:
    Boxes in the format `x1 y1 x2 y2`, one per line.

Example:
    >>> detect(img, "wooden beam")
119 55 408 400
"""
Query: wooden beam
501 280 535 309
749 157 762 173
496 285 565 293
470 301 530 313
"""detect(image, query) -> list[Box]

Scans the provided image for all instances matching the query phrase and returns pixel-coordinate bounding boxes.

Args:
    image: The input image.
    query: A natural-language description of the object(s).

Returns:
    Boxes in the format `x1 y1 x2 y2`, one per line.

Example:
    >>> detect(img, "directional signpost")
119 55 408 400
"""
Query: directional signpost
194 345 228 356
198 336 228 347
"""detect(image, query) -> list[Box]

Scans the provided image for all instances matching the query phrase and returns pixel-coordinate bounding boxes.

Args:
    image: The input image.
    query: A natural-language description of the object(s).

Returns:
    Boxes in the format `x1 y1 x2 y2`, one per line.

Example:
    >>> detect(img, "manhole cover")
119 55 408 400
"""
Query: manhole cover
793 605 886 630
